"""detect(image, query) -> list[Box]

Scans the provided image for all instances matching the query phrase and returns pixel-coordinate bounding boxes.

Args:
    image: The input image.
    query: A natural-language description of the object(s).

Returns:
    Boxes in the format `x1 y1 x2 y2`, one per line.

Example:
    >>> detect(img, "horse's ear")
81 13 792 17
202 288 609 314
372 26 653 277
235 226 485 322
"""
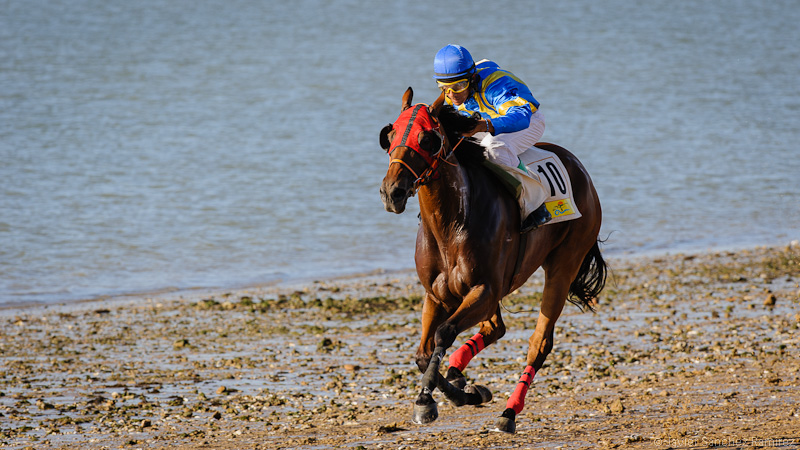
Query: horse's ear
401 87 413 111
429 92 445 117
379 124 393 151
418 129 441 153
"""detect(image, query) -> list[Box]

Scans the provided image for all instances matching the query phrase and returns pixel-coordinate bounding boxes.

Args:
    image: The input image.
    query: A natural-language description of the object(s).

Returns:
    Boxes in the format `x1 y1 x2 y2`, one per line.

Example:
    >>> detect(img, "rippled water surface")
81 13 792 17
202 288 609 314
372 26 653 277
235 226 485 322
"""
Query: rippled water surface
2 0 798 305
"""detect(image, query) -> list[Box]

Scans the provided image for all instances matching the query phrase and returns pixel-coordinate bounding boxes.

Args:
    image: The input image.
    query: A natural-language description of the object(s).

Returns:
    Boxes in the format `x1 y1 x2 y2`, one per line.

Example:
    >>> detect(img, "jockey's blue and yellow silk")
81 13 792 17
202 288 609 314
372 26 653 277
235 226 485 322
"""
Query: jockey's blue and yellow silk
445 60 540 135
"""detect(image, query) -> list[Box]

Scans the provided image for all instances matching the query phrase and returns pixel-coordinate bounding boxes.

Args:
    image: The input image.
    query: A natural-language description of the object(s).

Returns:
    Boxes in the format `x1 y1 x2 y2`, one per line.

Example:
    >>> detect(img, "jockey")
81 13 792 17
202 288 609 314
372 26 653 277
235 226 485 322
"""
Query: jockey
433 44 551 232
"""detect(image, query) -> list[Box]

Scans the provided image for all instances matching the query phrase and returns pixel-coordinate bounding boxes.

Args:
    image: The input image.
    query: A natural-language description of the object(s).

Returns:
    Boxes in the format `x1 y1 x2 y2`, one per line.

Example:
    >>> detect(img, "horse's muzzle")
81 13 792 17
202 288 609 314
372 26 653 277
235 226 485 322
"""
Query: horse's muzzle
380 182 412 214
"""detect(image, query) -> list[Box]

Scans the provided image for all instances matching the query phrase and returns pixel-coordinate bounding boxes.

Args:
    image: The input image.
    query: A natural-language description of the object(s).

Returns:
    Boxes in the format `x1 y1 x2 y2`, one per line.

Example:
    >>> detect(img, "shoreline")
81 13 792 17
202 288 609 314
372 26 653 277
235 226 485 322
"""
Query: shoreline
1 243 798 449
3 239 797 313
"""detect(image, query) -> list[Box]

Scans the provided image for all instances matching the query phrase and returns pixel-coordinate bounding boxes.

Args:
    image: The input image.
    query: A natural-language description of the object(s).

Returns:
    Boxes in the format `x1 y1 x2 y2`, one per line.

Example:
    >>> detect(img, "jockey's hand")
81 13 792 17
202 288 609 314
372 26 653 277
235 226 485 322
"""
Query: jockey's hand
463 117 494 137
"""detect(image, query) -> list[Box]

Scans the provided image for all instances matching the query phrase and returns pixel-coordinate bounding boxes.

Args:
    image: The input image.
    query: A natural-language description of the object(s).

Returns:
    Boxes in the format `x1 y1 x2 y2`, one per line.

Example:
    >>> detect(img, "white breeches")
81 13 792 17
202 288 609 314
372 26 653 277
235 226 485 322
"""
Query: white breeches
474 110 548 216
478 109 546 167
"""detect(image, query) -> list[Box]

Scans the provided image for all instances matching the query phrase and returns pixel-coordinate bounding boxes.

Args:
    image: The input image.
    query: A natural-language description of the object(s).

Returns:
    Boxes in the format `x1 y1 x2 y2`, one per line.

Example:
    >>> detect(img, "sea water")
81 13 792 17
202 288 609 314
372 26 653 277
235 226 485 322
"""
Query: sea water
1 0 798 305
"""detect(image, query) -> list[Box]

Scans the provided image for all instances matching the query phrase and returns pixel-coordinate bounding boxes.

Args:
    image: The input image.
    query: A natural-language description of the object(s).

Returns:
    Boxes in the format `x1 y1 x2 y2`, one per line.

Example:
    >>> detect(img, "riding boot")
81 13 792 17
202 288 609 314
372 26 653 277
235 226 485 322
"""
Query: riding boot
482 158 551 232
521 203 552 233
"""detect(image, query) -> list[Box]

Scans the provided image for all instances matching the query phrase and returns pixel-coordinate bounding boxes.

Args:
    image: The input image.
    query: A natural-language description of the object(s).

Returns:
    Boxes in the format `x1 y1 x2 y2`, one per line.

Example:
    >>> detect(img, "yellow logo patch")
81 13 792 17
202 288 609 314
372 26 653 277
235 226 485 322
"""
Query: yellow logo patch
545 199 575 218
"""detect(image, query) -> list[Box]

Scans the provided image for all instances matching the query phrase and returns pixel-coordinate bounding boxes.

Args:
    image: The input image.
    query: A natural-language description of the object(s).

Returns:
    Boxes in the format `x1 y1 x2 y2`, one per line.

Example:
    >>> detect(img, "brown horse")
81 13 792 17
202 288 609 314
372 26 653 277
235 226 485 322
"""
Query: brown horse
379 88 607 433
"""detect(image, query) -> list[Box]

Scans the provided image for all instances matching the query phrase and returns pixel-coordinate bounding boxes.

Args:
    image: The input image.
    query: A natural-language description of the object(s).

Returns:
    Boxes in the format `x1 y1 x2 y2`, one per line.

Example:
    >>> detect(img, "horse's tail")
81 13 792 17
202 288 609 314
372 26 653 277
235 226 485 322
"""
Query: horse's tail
568 240 608 311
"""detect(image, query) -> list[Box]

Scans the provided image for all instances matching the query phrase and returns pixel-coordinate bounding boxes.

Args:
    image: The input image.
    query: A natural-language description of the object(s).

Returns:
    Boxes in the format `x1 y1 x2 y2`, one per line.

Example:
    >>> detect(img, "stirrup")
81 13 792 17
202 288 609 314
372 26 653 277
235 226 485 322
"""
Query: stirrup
521 203 551 233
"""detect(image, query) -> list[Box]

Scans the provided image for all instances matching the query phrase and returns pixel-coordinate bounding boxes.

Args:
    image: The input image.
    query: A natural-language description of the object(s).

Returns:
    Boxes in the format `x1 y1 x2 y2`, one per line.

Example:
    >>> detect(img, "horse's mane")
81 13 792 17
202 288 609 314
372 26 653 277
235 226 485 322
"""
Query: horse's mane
436 106 486 166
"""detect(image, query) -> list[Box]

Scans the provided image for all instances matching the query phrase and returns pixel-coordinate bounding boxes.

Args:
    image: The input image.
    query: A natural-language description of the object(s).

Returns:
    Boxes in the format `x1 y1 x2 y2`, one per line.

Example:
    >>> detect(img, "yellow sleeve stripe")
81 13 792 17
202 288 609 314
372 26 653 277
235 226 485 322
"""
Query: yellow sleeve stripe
499 96 536 115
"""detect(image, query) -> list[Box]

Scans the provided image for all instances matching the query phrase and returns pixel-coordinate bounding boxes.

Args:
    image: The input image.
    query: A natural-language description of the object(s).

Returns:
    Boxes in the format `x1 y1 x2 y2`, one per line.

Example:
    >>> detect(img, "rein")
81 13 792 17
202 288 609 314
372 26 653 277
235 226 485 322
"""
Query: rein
405 137 462 192
387 104 464 194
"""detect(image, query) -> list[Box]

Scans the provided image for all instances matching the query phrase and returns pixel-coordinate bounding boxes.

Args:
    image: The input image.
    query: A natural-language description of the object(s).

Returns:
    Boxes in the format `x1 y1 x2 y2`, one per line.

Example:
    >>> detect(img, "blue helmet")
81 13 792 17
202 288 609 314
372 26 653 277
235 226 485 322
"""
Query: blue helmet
433 44 476 81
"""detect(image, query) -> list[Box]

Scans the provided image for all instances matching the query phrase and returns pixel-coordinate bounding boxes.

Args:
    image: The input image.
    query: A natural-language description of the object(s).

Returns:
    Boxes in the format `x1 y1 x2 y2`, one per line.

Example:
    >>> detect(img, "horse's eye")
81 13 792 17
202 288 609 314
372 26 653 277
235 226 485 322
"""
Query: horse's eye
418 130 441 152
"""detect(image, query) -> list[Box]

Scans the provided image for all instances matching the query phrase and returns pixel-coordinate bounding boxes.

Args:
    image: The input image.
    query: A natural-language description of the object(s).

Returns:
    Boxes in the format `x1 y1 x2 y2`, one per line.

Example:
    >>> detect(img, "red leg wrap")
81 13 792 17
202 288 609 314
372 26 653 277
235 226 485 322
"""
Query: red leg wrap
506 365 536 414
447 333 485 372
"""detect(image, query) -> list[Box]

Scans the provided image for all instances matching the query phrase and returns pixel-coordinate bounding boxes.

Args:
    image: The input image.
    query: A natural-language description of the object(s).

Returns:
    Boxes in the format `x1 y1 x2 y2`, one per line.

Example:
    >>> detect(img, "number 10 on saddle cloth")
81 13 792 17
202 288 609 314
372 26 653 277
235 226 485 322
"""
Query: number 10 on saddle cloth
486 145 582 224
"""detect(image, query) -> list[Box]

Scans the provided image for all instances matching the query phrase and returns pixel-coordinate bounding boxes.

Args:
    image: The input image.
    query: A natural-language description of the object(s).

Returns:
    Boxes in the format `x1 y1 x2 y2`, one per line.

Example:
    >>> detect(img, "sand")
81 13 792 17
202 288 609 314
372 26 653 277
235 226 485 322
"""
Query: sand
1 243 799 449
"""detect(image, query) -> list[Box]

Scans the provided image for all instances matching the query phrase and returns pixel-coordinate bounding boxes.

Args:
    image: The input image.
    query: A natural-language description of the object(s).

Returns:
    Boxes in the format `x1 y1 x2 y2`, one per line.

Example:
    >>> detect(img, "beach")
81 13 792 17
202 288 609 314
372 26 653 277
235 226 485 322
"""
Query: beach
3 1 799 448
1 243 798 449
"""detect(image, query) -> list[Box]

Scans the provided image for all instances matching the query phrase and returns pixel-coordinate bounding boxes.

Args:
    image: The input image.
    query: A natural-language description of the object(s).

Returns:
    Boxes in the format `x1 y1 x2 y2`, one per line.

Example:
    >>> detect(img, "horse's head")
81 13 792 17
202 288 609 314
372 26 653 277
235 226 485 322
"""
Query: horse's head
379 88 446 213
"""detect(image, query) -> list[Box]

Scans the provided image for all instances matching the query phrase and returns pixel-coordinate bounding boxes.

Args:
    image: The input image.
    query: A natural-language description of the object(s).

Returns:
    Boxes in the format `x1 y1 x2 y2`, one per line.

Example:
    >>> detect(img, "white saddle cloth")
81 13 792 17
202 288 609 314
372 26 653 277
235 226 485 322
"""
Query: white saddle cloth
518 145 582 225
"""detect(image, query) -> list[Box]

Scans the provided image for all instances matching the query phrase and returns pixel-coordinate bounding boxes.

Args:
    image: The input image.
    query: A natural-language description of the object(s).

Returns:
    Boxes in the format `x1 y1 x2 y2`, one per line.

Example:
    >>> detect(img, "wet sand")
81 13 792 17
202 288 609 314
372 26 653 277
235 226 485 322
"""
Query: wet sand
1 244 799 449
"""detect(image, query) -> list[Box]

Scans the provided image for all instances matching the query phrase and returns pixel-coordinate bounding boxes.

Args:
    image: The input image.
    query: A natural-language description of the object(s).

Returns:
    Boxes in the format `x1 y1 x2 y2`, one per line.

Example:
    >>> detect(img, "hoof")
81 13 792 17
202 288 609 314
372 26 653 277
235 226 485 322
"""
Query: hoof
445 367 467 390
412 391 438 424
494 417 516 433
464 384 492 405
492 408 516 434
412 401 438 424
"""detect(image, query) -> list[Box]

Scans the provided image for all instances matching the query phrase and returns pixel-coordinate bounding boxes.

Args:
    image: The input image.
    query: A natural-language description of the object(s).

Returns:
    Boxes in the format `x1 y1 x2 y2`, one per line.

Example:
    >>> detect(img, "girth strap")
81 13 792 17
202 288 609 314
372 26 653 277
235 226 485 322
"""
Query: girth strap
509 231 527 293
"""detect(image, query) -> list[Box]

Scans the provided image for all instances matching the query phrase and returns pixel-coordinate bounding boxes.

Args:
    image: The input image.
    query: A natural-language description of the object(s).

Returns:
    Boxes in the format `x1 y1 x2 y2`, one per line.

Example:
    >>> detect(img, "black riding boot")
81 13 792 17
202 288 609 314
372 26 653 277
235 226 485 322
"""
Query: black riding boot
521 203 551 233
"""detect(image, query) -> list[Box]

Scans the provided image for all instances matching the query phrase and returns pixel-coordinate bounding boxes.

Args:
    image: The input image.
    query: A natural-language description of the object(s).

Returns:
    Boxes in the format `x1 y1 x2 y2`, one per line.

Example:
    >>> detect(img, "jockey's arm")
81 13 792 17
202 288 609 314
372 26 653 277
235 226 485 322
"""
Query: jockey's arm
462 102 531 137
483 78 536 135
489 103 533 135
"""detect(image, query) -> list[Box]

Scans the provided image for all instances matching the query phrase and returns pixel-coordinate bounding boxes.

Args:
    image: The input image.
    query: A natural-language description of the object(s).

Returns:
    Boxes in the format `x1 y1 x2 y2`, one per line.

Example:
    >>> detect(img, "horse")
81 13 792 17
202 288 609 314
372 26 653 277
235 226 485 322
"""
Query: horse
378 87 607 433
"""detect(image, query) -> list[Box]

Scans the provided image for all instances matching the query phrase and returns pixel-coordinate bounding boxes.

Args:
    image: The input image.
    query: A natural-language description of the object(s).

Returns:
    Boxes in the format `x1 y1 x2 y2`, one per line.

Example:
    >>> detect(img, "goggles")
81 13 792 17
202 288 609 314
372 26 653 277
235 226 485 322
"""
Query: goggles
436 78 470 94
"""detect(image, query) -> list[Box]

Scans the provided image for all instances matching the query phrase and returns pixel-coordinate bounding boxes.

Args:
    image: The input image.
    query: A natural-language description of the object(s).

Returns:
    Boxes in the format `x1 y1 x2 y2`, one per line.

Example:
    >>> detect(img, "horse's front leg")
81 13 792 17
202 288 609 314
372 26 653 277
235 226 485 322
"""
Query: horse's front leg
445 306 506 389
411 292 452 424
413 285 497 424
413 292 450 374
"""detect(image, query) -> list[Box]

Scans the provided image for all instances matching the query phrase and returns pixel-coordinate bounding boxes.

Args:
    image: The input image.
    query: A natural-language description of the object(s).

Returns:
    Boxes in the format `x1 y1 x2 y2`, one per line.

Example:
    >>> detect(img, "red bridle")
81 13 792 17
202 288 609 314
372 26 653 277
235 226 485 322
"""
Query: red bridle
386 104 462 191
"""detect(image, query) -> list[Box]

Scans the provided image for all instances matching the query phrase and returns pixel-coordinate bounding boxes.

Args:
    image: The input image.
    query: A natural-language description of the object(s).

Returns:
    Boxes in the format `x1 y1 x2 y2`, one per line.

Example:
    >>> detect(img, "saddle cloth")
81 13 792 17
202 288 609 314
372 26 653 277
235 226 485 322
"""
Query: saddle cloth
518 145 582 225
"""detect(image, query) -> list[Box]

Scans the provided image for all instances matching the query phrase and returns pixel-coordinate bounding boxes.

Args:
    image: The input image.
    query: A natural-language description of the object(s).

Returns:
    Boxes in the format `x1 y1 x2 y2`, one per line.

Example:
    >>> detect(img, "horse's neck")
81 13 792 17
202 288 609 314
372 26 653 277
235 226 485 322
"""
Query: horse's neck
418 163 470 233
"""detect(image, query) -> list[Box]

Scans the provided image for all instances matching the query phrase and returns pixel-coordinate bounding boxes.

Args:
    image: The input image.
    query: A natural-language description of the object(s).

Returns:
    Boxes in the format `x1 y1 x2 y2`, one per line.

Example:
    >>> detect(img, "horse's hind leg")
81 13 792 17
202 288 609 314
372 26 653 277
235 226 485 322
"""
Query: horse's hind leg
494 263 577 433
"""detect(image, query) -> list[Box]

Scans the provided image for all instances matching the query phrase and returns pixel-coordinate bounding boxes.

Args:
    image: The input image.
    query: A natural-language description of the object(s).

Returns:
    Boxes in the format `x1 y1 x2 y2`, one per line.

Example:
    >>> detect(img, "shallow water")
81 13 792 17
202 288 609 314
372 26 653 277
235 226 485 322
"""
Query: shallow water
2 0 799 305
